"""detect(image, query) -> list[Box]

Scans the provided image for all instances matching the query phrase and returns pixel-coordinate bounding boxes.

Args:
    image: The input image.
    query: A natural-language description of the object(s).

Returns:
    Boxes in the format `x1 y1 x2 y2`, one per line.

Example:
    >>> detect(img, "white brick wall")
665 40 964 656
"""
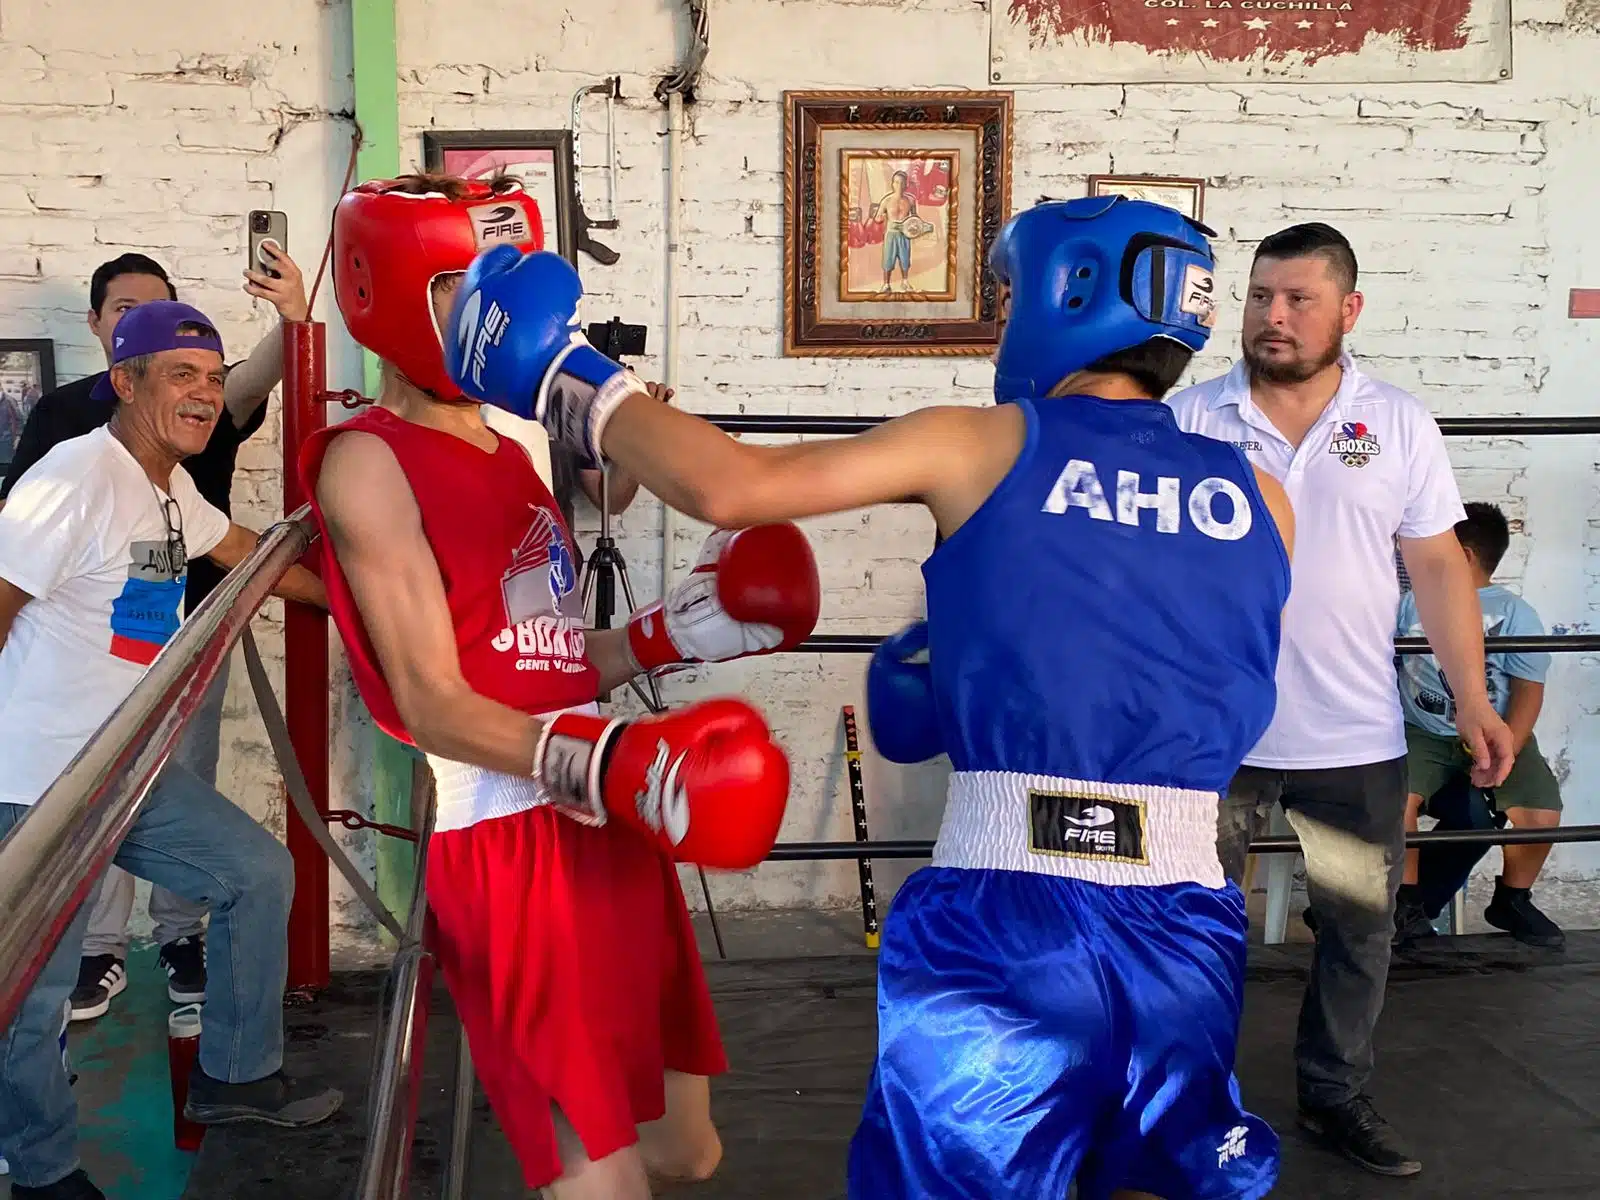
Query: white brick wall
3 0 1600 942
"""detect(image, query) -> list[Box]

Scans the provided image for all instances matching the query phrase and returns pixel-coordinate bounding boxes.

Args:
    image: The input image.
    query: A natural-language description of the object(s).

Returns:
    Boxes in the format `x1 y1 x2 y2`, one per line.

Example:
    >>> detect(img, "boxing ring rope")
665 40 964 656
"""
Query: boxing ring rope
702 413 1600 437
767 825 1600 862
789 633 1600 656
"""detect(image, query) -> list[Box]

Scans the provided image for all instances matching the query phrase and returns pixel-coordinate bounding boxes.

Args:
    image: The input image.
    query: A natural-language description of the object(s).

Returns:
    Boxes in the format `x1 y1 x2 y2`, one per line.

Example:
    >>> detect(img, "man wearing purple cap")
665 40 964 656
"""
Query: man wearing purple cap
0 302 339 1200
2 247 310 1025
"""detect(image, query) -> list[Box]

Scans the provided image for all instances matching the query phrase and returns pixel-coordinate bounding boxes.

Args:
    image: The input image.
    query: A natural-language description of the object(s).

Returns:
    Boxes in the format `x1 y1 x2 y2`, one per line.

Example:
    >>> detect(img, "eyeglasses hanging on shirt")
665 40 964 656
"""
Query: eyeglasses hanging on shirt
153 487 188 580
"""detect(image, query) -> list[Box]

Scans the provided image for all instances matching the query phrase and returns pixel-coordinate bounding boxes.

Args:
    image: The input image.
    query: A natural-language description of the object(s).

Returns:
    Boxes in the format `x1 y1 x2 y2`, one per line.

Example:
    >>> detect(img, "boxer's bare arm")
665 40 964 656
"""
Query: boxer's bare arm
316 431 550 777
1253 467 1296 564
601 397 1022 541
584 626 645 694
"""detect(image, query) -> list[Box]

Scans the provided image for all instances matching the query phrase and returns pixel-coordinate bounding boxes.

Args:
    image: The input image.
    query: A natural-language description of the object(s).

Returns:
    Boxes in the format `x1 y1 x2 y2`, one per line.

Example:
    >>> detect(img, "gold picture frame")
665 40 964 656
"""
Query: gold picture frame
783 90 1014 357
1088 174 1206 224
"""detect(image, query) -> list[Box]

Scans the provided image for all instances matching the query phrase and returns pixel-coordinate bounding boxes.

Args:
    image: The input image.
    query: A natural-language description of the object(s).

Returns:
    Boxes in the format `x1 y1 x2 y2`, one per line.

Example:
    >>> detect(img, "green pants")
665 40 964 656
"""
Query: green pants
1404 724 1562 813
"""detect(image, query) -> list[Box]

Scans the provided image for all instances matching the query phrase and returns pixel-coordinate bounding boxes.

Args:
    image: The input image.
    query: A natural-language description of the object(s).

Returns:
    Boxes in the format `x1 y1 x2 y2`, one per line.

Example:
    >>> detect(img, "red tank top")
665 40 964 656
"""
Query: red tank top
299 406 599 744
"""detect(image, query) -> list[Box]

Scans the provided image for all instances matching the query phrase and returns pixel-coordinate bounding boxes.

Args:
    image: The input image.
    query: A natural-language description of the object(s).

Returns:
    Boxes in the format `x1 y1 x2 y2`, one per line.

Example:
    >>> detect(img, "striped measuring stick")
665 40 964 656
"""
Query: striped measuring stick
841 706 881 950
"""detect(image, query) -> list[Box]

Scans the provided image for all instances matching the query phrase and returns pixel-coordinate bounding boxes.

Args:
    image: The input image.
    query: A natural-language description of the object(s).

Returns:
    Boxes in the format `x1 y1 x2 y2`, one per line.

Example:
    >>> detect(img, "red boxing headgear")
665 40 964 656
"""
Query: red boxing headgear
333 178 545 398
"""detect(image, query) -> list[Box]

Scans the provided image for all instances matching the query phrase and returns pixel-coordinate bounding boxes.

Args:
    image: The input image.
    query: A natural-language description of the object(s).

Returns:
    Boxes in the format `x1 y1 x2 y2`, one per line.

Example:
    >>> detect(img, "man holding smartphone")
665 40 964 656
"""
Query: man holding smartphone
0 232 309 1025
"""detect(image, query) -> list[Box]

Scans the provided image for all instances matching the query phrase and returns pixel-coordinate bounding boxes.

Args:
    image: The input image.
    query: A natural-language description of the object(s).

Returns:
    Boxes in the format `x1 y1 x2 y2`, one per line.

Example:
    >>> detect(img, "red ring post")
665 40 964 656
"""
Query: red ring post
281 320 330 991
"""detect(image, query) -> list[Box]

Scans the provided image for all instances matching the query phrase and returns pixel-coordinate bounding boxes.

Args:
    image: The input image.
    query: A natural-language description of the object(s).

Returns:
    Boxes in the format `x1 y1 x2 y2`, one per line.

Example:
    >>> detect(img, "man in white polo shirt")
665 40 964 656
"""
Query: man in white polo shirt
1168 223 1513 1181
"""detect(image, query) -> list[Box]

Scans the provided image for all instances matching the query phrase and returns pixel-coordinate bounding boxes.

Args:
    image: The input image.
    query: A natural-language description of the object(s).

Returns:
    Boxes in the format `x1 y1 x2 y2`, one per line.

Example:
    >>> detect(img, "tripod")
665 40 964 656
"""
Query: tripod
579 449 728 960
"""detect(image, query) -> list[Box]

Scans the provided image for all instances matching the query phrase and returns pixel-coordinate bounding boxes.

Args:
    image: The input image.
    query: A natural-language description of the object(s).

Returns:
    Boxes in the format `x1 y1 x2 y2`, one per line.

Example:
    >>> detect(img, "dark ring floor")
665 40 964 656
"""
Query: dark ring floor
182 930 1600 1199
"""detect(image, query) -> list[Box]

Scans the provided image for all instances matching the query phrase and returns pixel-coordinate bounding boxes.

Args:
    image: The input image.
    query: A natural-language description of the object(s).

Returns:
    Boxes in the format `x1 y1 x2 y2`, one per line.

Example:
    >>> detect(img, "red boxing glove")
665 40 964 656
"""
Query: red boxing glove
534 698 790 869
626 523 821 675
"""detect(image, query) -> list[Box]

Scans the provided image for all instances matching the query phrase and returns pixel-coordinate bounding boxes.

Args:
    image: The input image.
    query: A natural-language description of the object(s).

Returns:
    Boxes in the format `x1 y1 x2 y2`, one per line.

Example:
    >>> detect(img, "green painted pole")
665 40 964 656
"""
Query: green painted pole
351 0 416 946
352 0 399 399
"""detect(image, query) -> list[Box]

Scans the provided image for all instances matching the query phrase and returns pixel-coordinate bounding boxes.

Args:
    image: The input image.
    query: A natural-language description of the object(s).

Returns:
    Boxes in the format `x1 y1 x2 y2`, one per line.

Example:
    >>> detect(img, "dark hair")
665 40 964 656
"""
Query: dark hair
1074 337 1195 400
90 253 176 314
1253 223 1358 293
1456 502 1511 574
382 170 523 202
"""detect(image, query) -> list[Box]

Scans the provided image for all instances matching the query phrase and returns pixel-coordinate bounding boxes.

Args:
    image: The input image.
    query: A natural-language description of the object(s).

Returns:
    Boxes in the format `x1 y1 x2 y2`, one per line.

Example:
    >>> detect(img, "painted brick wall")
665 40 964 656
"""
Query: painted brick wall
3 0 1599 941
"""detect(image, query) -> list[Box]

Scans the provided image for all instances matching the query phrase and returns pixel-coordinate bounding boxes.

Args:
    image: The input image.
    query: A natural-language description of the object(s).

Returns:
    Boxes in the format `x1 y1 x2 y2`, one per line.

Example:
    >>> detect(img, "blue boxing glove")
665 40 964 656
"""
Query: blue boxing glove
445 245 648 469
866 622 944 765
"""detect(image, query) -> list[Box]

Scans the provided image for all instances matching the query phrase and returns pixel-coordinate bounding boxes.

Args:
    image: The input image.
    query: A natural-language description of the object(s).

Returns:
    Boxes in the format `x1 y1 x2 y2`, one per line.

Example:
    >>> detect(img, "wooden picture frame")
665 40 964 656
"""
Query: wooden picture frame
783 90 1014 357
0 339 55 470
1088 174 1207 224
423 129 580 265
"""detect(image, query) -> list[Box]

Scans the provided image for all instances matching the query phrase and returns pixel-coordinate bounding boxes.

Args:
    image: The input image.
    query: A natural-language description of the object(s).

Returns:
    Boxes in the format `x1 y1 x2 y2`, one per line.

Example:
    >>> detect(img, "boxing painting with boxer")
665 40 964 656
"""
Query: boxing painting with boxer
444 196 1296 1198
298 173 823 1199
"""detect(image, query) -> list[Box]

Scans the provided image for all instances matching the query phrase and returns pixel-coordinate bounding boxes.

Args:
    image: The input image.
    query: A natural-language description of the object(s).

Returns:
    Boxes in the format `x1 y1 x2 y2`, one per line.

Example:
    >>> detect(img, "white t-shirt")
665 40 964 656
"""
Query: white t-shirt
1167 354 1466 769
0 428 230 807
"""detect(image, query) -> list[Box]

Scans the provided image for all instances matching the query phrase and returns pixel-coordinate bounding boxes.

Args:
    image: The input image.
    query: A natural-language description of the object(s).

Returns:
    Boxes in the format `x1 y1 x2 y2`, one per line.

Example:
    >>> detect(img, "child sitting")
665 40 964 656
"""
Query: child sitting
1394 502 1564 949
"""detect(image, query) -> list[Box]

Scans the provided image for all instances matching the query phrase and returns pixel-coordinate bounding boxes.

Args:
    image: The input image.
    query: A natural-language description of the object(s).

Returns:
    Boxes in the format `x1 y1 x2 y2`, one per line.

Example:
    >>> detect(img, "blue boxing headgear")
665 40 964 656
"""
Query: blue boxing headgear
990 196 1218 403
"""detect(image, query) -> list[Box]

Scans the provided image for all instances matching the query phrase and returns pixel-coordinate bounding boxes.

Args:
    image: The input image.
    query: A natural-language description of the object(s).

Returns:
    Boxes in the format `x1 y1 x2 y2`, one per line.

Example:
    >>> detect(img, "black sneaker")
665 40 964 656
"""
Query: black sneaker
1392 885 1438 946
1484 876 1565 948
68 955 126 1022
158 935 207 1004
1298 1094 1421 1177
184 1065 343 1128
10 1168 107 1199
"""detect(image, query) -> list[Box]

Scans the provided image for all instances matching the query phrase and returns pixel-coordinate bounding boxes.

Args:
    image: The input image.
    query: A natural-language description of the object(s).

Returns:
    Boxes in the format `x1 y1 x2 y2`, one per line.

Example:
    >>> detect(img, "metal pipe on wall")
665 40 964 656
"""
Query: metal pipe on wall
661 90 685 599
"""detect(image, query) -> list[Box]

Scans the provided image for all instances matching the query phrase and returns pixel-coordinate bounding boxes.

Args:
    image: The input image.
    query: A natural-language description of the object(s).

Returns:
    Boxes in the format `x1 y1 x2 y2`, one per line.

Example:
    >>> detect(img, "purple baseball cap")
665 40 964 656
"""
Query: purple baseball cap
110 300 225 366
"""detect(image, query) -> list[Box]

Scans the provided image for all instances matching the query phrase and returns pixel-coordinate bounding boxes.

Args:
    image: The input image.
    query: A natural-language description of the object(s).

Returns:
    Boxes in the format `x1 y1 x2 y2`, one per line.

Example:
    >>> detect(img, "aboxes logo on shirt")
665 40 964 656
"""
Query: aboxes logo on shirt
109 539 186 665
1329 421 1382 468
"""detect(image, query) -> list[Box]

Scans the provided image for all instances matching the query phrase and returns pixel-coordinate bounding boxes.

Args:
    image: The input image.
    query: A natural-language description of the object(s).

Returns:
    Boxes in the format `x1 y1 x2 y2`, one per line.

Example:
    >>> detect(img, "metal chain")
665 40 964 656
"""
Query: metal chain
324 809 420 843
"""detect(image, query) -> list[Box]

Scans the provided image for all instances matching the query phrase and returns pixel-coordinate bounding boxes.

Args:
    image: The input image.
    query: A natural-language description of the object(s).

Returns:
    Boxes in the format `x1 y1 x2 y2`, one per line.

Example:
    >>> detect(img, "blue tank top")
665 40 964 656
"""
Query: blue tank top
924 396 1290 794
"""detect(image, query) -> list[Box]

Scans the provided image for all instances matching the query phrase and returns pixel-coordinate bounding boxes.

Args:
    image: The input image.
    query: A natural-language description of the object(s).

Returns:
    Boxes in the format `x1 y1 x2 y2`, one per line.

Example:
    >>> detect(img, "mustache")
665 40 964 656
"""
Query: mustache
176 402 218 420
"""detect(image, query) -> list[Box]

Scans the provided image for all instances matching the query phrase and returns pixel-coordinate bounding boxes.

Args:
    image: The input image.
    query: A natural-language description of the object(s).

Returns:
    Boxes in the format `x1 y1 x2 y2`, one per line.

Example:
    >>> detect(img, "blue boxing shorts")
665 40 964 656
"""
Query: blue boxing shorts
846 866 1278 1200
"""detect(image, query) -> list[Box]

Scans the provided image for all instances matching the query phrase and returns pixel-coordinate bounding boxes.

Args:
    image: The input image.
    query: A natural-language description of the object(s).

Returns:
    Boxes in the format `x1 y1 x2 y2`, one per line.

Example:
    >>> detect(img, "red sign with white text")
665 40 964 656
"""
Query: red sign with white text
993 0 1508 82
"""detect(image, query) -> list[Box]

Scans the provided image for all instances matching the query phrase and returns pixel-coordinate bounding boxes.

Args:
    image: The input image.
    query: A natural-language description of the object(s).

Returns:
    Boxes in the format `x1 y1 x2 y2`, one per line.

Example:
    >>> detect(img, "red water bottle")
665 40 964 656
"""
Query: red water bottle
167 1004 206 1152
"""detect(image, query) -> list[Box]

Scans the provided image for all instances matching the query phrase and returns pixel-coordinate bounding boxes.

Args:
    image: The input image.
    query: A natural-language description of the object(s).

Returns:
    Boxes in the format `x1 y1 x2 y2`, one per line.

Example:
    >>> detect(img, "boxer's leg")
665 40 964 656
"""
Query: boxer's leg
1083 883 1278 1200
545 1104 651 1200
850 868 1103 1200
636 1070 722 1183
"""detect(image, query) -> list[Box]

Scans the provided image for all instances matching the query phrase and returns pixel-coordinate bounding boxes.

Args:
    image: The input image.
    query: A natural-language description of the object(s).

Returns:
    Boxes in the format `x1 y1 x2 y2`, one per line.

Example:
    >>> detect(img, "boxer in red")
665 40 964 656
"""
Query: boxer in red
298 174 821 1199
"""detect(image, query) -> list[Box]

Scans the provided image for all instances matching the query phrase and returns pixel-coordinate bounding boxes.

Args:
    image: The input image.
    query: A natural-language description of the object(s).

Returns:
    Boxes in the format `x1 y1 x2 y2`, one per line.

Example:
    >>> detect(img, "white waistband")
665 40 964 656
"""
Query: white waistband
426 702 599 833
932 771 1225 888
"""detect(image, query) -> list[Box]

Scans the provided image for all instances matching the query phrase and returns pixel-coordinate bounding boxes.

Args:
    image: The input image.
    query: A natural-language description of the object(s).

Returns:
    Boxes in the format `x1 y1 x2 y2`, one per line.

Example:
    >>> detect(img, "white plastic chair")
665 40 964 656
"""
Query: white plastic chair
1260 808 1465 944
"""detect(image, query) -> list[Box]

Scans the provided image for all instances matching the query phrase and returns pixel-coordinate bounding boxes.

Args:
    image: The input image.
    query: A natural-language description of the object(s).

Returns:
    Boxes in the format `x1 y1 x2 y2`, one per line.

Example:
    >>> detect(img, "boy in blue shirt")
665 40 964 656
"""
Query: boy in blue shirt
1395 502 1564 948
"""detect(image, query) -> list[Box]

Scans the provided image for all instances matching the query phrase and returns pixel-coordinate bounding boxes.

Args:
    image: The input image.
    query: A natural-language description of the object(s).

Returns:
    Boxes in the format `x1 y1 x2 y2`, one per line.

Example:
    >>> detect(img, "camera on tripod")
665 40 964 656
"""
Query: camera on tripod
585 317 648 361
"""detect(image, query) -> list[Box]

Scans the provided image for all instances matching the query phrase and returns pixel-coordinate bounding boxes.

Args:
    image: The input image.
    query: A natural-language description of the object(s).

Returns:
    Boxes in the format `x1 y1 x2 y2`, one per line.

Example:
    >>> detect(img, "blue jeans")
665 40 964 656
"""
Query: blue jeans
81 660 230 957
0 762 294 1188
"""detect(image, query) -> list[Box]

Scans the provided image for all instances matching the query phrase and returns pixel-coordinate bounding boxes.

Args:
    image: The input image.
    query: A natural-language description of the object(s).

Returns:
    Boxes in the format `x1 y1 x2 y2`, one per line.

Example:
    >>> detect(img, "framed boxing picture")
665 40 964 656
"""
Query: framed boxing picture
422 129 579 265
782 90 1014 357
0 339 55 471
1088 174 1207 224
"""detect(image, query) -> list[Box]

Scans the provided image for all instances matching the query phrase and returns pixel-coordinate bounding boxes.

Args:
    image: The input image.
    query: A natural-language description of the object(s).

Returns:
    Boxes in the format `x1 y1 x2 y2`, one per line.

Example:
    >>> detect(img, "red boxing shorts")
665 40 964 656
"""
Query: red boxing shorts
426 806 728 1189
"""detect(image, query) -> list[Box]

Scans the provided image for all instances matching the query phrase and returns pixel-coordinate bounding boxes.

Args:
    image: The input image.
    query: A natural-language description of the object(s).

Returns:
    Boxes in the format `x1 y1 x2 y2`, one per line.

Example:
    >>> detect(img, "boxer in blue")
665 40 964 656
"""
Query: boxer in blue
440 195 1295 1200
